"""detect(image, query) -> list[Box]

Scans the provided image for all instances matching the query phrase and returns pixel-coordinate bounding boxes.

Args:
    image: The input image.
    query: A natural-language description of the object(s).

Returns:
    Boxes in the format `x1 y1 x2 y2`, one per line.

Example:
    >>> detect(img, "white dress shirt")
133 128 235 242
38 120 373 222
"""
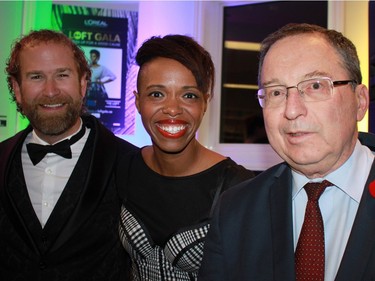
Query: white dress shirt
21 119 90 228
292 140 374 281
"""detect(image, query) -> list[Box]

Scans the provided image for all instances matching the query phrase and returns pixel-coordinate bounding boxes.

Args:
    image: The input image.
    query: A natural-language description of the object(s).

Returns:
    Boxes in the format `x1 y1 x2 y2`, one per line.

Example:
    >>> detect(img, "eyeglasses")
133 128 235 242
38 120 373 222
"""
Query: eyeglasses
257 77 357 108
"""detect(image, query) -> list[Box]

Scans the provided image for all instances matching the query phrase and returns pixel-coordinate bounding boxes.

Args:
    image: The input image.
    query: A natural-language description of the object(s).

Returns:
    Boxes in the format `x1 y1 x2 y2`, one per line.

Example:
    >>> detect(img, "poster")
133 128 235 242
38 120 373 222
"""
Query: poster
52 5 138 134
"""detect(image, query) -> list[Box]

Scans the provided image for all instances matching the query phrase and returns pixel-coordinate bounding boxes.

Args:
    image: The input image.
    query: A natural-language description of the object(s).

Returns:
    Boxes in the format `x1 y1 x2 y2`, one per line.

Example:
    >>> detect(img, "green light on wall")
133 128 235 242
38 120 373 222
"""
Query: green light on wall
15 0 54 132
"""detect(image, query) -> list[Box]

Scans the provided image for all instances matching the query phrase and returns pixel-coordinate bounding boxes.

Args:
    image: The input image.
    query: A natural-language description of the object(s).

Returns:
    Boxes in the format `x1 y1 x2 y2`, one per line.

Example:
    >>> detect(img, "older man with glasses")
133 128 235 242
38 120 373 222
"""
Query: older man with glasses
199 23 375 281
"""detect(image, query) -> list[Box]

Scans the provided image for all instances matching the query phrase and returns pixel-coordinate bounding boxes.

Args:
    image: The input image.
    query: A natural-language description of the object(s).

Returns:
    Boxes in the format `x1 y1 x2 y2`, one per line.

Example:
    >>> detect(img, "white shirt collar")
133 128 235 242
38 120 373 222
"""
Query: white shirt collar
292 140 374 203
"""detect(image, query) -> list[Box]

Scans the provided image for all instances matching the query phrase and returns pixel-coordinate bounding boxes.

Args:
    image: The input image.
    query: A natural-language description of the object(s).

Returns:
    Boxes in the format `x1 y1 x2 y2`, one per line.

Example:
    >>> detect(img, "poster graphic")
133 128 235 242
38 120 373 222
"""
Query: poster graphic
63 14 127 130
52 5 138 134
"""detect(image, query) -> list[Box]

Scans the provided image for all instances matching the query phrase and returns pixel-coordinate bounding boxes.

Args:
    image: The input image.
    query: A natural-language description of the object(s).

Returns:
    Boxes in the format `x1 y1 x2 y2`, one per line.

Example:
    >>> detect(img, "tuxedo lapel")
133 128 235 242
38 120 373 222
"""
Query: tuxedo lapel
269 164 296 280
335 159 375 280
47 116 118 252
0 126 41 254
0 126 46 253
41 133 94 250
7 152 43 252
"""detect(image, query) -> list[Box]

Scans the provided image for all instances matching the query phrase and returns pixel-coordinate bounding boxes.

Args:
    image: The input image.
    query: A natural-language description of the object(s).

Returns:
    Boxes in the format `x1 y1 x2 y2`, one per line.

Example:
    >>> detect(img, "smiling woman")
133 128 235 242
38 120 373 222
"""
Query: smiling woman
135 57 208 154
118 34 254 280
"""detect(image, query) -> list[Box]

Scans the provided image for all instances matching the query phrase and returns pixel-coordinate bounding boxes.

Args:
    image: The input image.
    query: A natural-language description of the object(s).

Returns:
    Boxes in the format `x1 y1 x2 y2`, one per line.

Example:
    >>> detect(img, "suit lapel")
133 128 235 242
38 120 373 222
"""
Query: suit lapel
41 134 94 249
269 164 296 280
46 116 118 252
7 152 43 252
0 126 41 253
335 159 375 280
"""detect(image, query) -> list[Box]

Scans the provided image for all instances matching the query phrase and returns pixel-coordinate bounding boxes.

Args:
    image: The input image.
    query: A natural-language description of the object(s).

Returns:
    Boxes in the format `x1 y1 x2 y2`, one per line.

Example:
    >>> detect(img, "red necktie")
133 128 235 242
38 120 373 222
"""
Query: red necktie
295 180 332 281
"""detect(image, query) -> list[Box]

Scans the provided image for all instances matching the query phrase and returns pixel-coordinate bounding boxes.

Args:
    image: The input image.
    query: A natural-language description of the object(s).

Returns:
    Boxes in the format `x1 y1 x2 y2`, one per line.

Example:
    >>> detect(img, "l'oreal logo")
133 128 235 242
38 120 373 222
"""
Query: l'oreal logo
84 19 108 28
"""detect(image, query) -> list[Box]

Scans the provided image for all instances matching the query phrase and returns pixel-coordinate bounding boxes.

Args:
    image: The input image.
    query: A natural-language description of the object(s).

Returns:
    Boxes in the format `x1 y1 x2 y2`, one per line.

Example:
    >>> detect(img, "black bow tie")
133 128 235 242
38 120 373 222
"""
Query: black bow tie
26 125 86 165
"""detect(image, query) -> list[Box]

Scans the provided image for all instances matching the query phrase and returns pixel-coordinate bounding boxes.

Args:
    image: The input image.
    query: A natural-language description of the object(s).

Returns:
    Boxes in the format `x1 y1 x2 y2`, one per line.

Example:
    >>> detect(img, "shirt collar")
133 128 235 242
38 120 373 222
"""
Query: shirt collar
292 140 374 203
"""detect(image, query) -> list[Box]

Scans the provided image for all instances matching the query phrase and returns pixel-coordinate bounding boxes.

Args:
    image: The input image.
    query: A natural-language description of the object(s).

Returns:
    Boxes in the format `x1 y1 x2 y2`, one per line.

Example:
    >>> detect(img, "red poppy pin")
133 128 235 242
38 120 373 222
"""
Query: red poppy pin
369 180 375 198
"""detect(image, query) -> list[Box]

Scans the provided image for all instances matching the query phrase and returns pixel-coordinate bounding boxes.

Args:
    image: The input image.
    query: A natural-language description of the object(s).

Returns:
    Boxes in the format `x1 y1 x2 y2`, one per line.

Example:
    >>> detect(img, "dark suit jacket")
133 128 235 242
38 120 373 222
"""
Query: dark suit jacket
0 115 138 281
199 133 375 281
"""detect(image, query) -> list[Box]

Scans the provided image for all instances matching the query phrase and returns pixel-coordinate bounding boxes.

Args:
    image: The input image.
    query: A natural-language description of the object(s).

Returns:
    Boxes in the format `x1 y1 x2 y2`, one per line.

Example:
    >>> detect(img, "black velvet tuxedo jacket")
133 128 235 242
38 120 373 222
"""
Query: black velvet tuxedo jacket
199 132 375 281
0 115 138 280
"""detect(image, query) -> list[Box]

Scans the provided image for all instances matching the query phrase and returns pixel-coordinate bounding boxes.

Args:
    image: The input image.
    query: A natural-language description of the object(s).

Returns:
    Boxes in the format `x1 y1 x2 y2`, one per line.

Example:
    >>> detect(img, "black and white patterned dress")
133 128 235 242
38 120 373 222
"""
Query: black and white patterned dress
119 150 254 280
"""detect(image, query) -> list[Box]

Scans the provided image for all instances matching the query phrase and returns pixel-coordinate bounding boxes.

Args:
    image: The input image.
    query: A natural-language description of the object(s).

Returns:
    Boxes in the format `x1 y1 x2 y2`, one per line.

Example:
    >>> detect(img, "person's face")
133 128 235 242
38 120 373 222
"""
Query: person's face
13 42 87 141
90 52 98 64
135 57 209 154
260 34 368 178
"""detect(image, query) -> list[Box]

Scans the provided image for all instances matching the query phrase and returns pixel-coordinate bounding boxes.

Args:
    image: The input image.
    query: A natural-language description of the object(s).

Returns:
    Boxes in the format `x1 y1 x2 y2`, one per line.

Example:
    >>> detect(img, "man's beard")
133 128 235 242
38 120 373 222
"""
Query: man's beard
21 95 83 136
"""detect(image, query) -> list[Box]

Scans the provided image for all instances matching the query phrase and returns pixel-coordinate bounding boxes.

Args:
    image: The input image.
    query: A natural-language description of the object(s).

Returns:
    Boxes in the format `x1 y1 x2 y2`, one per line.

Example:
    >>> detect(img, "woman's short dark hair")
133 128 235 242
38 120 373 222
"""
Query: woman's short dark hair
135 34 215 98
